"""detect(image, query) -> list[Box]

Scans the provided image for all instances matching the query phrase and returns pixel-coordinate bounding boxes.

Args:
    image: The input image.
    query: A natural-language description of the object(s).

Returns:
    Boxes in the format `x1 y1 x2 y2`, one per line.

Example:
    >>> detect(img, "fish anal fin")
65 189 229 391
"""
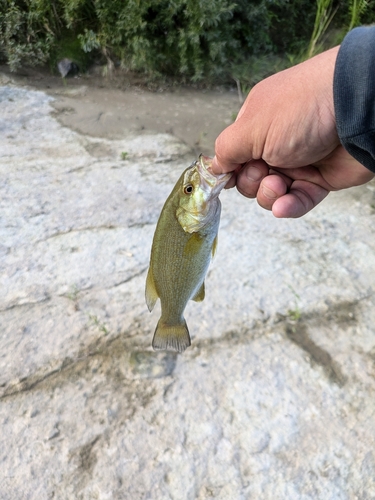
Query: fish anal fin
152 319 191 353
192 281 205 302
145 267 159 312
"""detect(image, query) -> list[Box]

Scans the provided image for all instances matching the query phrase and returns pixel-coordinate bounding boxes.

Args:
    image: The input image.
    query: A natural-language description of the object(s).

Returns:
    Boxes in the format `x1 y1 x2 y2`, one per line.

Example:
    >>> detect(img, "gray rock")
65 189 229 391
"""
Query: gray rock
1 85 375 499
57 58 79 78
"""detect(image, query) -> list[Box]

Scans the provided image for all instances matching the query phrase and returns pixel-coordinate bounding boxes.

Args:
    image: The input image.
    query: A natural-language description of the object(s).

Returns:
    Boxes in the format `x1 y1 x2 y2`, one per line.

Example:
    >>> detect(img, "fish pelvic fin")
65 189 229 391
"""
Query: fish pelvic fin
192 281 205 302
152 319 191 353
145 267 159 312
212 234 218 258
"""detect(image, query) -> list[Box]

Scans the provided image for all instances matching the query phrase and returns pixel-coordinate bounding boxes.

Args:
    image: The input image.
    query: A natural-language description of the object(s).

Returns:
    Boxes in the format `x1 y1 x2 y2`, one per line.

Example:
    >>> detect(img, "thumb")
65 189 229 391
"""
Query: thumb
212 119 257 174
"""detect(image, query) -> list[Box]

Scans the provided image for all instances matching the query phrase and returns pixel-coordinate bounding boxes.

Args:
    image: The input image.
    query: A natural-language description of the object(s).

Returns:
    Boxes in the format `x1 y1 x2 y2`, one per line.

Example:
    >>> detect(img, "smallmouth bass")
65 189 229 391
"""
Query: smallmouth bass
145 154 231 353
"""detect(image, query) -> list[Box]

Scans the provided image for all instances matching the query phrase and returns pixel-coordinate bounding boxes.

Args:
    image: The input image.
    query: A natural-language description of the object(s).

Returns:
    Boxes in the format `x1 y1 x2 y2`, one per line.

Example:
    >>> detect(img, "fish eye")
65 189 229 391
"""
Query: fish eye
184 184 194 194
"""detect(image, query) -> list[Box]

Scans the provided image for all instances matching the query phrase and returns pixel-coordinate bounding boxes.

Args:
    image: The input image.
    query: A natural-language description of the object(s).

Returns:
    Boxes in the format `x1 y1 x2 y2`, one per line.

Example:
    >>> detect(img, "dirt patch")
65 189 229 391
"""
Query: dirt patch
1 64 241 156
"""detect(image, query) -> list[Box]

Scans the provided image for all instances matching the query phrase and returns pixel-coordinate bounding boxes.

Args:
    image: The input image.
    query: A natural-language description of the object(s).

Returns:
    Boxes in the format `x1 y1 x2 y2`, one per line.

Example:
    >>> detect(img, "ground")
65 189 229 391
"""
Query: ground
1 64 375 500
0 64 241 156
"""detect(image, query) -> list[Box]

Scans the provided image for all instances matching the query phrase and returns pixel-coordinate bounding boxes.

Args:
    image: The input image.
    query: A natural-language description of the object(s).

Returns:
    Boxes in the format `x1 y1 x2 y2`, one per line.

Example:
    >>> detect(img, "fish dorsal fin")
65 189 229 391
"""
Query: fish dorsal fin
145 267 159 312
212 235 218 258
192 281 205 302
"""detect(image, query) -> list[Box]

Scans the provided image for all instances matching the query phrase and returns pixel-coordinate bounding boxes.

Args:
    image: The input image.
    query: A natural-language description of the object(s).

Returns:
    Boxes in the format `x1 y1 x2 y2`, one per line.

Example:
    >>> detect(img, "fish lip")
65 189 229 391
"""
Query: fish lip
197 154 232 193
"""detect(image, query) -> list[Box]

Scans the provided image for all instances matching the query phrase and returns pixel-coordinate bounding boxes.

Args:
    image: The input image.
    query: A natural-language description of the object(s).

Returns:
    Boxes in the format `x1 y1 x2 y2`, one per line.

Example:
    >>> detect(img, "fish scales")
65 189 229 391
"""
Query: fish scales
146 155 230 353
151 200 220 320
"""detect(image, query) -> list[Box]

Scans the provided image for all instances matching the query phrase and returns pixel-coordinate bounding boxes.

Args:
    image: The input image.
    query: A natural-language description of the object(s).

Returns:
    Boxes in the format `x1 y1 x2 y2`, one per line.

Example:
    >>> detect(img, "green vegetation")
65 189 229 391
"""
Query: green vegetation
0 0 374 84
348 0 372 31
89 314 110 336
287 285 302 321
305 0 338 59
304 0 371 60
66 284 80 303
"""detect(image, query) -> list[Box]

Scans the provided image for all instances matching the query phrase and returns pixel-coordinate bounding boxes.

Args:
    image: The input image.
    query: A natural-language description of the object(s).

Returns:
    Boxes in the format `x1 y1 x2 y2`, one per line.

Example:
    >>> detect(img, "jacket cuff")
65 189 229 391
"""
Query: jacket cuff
333 26 375 174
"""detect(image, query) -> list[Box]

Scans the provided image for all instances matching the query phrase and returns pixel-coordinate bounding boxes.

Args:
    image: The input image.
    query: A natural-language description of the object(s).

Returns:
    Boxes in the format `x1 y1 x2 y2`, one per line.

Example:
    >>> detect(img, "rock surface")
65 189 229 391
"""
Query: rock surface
1 84 375 499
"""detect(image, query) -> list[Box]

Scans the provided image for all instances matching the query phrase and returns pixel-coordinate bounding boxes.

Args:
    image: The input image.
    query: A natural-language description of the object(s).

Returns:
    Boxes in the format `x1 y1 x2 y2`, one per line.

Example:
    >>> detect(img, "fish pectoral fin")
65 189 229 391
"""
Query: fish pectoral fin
212 235 218 258
192 281 205 302
145 267 159 312
152 319 191 353
184 232 203 255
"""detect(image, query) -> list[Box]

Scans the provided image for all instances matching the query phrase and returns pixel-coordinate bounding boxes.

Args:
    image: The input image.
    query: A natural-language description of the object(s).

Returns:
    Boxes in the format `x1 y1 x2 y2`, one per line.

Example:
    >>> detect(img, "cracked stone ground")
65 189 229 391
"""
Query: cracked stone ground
1 84 375 499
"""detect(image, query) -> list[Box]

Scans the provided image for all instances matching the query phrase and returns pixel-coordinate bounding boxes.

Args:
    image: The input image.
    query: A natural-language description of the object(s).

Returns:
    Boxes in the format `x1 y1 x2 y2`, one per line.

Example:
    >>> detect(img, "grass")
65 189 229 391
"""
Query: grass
348 0 370 31
66 284 80 302
231 0 367 103
287 285 302 321
50 34 92 74
304 0 337 60
89 314 109 336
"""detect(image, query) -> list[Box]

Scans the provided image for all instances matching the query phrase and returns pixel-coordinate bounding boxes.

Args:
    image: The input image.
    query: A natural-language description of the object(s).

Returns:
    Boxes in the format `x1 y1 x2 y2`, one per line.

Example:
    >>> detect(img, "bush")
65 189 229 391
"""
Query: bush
0 0 53 71
77 0 279 80
0 0 373 82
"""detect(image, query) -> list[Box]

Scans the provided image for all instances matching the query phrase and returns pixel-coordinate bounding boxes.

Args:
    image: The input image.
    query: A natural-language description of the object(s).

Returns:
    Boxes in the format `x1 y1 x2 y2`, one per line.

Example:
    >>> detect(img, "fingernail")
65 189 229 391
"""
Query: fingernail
261 185 277 200
246 166 263 181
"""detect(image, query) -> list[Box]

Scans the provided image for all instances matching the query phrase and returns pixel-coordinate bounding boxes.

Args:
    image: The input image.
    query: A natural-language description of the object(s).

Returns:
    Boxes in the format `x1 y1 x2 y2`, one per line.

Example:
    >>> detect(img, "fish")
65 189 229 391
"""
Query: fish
145 154 231 353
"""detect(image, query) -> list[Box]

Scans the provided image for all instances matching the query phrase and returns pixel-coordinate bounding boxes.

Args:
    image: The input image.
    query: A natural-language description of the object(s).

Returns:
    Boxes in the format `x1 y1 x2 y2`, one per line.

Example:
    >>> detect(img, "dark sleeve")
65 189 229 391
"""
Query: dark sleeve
333 26 375 174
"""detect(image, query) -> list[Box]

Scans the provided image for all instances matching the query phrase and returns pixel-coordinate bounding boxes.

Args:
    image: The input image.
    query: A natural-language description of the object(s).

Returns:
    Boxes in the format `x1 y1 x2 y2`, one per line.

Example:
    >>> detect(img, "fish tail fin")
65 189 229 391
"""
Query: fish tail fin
152 319 191 353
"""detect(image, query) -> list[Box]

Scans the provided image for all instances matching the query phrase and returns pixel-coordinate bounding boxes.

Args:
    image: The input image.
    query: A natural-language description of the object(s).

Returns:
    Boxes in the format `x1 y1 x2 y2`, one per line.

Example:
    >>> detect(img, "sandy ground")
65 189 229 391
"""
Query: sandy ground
1 64 241 156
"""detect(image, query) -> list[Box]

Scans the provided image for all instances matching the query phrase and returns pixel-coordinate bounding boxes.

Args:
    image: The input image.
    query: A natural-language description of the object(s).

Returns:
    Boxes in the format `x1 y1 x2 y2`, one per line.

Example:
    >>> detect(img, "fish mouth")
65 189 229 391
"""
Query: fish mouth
197 154 232 196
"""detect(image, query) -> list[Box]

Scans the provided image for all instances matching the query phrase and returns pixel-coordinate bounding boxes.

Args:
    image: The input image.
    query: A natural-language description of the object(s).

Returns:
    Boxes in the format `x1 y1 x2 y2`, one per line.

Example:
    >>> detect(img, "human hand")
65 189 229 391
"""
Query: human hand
212 47 374 217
